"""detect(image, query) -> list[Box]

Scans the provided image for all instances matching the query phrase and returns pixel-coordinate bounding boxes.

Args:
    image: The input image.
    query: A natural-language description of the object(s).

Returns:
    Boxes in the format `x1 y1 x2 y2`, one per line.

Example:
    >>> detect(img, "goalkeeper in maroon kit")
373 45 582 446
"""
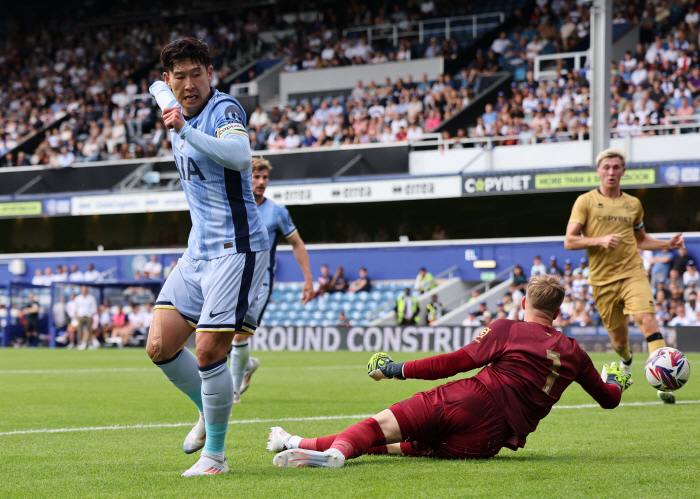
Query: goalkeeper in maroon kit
267 274 632 468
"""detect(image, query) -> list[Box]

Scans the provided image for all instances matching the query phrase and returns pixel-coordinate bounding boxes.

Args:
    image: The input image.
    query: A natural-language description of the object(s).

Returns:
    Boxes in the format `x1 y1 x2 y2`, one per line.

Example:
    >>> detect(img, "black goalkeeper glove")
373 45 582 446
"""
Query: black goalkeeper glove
601 362 633 393
367 352 405 381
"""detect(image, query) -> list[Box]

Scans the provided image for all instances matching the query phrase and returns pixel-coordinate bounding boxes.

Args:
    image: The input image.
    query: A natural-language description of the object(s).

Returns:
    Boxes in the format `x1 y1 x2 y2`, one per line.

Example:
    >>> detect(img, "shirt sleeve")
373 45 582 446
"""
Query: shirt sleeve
403 319 510 380
574 346 622 409
177 123 251 172
568 194 589 226
212 99 249 139
149 81 178 110
633 200 644 230
278 205 298 238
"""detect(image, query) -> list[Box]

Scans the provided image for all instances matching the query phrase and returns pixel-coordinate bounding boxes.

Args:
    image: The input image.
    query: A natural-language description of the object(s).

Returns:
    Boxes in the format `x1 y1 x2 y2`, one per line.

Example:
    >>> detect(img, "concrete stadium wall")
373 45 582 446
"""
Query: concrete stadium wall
279 58 444 103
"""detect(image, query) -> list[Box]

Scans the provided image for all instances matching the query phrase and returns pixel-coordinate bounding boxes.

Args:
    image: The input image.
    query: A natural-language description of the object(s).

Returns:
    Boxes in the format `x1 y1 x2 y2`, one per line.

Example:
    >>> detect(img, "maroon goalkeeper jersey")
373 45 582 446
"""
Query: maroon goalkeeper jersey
403 319 620 446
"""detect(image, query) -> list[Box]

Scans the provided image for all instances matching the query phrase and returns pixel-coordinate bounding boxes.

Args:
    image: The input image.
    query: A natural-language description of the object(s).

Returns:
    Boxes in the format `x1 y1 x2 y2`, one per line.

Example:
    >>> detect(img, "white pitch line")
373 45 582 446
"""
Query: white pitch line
0 366 359 375
1 399 699 437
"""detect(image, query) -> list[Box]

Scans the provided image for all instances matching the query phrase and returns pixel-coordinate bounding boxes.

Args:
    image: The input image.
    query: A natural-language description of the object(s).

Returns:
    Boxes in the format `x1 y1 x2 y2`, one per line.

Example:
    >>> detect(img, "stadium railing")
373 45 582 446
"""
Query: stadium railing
343 12 506 47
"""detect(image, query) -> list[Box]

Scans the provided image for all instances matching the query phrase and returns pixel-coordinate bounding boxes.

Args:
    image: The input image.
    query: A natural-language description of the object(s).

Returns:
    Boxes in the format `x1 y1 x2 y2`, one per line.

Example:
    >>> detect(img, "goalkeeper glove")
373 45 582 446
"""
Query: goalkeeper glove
367 352 406 381
601 362 633 393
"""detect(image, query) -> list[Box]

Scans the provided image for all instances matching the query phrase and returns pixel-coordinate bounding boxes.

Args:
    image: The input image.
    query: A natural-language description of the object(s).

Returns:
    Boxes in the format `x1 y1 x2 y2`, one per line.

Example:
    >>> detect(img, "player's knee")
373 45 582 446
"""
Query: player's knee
146 335 163 362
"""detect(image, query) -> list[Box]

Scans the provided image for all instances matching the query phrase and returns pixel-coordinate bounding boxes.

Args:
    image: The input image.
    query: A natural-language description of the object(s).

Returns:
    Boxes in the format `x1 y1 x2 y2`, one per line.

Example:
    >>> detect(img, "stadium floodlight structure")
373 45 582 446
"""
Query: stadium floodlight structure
589 0 612 166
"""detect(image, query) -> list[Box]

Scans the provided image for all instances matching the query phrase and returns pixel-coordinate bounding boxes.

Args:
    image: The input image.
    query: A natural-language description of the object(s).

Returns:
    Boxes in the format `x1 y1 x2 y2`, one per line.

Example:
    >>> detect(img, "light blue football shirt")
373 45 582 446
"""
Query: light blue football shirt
150 81 268 260
258 197 297 273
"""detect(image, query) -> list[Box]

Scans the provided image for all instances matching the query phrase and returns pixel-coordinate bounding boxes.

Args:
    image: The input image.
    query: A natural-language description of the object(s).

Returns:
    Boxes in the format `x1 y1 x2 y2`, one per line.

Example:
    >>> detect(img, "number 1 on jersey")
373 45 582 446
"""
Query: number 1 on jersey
542 350 561 394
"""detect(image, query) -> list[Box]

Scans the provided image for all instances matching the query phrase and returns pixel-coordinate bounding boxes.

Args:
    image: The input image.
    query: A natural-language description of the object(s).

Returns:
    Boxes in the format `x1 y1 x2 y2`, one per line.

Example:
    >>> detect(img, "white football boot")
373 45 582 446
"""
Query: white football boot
181 451 228 476
183 413 206 454
267 426 294 452
273 448 345 468
240 357 260 394
657 390 676 404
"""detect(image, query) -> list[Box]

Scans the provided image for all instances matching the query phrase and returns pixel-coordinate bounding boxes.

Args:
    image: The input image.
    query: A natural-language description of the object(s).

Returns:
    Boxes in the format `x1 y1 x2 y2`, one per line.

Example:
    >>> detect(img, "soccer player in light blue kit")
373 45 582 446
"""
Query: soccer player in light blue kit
146 38 269 476
231 157 314 402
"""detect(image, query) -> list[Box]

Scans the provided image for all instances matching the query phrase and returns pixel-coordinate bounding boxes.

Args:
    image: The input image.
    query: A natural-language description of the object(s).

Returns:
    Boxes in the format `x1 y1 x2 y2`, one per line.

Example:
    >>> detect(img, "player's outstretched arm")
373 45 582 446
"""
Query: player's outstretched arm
367 348 478 381
287 232 314 303
601 362 633 392
634 227 684 251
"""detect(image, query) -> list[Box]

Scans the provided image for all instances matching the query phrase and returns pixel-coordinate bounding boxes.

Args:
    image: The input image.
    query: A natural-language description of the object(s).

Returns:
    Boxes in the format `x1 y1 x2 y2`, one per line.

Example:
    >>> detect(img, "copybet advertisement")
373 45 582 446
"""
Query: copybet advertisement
462 168 657 195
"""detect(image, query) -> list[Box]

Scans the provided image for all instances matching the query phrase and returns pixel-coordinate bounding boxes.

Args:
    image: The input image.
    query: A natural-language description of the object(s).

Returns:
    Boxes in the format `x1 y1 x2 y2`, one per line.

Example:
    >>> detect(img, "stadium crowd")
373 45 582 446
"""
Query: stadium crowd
460 248 700 330
464 0 700 144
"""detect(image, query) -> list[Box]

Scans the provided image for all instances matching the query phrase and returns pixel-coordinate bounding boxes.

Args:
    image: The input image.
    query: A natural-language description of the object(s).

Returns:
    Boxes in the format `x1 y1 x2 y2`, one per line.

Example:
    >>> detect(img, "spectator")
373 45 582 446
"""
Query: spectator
83 263 101 281
142 255 162 278
316 264 333 296
336 312 351 327
74 285 98 350
650 249 673 285
573 258 589 277
512 265 528 291
31 269 46 286
57 146 75 167
426 294 445 324
461 309 480 326
548 256 563 276
530 255 546 278
348 268 371 293
672 246 693 273
331 266 348 293
395 287 419 325
669 304 694 326
68 265 84 282
22 292 40 347
414 267 436 293
683 260 700 287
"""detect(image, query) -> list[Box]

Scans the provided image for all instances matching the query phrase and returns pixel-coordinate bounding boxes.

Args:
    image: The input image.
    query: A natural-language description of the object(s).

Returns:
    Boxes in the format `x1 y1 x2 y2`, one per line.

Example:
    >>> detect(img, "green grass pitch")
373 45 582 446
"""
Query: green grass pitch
0 349 698 498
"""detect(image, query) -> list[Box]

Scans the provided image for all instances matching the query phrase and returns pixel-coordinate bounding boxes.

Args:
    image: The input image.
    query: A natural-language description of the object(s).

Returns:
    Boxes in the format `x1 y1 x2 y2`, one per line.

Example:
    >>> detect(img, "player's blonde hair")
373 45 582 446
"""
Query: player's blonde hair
251 156 273 172
526 274 566 317
595 148 627 168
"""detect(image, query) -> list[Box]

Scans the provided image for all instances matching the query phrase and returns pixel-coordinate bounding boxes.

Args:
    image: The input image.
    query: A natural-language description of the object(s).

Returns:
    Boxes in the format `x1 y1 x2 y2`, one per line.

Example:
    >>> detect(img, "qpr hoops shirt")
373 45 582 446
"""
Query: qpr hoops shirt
150 81 268 260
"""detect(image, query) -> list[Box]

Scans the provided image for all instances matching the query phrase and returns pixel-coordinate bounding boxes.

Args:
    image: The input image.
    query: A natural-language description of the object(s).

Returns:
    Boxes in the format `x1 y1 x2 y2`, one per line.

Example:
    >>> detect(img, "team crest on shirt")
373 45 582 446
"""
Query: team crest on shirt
216 122 248 138
623 202 633 212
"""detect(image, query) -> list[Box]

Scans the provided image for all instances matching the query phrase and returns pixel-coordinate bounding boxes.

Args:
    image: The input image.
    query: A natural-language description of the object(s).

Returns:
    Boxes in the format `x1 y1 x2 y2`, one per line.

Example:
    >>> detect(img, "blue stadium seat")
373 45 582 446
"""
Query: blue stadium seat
271 291 281 301
283 292 296 302
330 292 344 301
266 302 278 312
279 302 289 311
287 311 298 320
299 310 310 319
313 311 323 320
341 302 352 312
383 290 396 301
291 302 304 311
345 293 358 302
328 302 341 311
353 301 365 311
370 291 383 301
350 310 362 321
321 319 332 327
276 283 287 292
324 311 336 320
288 283 301 292
365 301 378 310
357 291 370 301
267 319 279 327
316 300 328 311
282 320 292 327
308 320 318 327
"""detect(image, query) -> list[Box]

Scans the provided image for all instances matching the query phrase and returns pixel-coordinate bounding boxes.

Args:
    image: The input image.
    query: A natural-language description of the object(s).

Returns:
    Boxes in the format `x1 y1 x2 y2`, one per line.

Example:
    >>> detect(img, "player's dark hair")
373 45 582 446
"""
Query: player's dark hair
161 38 210 74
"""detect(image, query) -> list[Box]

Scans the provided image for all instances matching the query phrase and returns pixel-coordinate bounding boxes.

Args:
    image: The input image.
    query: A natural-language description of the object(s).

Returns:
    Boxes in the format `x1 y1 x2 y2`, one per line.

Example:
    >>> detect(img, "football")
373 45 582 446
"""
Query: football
644 347 691 392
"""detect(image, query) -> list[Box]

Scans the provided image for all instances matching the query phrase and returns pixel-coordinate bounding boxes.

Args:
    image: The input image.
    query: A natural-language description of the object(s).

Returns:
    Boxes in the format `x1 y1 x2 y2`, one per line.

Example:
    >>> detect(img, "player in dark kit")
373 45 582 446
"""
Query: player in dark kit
267 274 633 468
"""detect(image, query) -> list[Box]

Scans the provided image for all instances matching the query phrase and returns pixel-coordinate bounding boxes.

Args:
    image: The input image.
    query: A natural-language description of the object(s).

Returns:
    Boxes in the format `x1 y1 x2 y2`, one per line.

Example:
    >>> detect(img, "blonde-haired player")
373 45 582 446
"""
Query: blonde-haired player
565 148 684 403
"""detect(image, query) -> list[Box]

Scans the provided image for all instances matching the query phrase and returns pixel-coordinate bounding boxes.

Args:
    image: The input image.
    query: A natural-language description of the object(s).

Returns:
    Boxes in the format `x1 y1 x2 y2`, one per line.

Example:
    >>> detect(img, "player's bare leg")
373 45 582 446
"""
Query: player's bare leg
633 312 675 404
607 321 632 369
272 409 403 468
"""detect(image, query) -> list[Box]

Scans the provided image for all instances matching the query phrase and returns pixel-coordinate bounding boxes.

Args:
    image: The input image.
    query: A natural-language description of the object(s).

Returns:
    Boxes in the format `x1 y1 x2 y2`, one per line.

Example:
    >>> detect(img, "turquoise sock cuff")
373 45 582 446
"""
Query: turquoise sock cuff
203 422 228 455
185 388 204 413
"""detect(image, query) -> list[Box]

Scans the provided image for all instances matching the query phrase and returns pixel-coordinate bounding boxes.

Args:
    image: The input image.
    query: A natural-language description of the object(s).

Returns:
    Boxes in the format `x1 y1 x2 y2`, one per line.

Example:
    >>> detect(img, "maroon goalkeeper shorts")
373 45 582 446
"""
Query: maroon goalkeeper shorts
389 377 512 459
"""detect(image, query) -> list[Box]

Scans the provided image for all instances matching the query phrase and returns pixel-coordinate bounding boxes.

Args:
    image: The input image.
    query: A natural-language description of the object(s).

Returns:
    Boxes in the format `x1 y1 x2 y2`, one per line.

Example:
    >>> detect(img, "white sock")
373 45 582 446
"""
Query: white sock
230 340 249 393
289 435 302 448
